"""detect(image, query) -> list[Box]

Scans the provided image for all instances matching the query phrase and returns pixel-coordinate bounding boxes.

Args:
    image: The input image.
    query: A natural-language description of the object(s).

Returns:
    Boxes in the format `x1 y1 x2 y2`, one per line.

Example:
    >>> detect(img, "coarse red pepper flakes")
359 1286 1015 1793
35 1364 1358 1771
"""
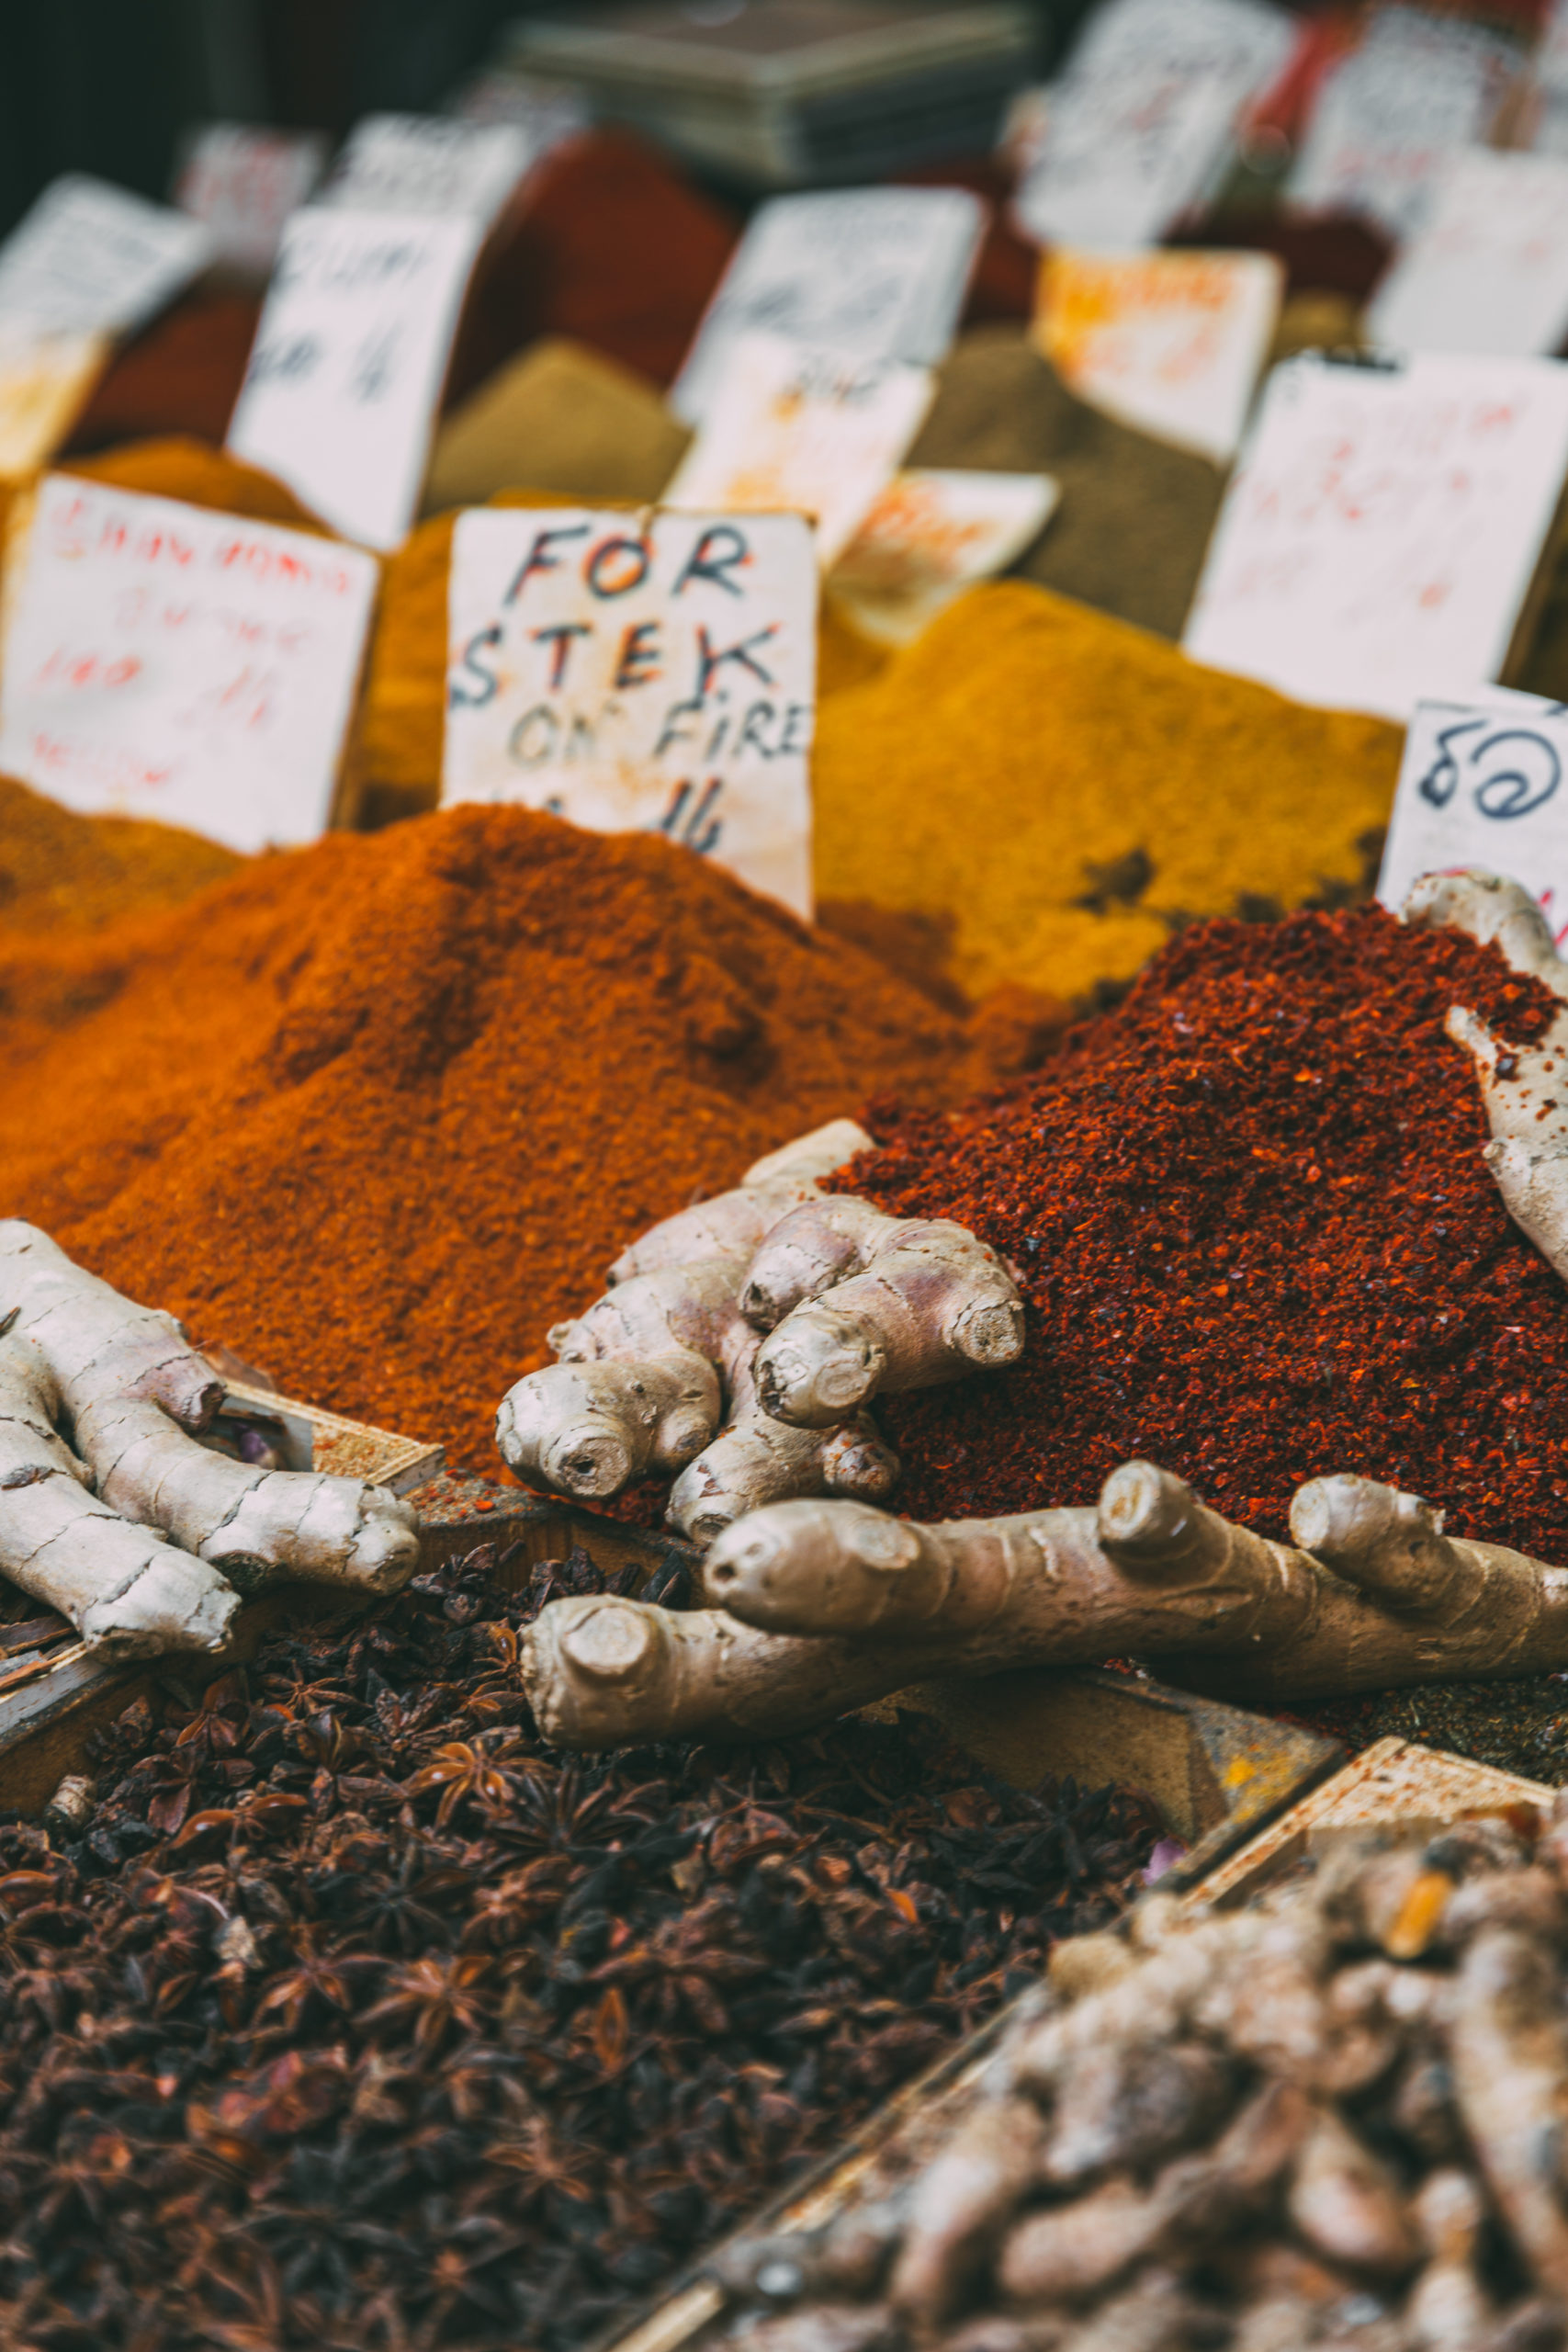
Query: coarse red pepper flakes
840 905 1568 1556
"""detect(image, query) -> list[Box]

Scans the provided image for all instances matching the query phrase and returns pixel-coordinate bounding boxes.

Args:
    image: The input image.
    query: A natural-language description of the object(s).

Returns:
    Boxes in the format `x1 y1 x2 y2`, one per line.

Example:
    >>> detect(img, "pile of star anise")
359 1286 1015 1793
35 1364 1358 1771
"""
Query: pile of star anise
0 1539 1156 2351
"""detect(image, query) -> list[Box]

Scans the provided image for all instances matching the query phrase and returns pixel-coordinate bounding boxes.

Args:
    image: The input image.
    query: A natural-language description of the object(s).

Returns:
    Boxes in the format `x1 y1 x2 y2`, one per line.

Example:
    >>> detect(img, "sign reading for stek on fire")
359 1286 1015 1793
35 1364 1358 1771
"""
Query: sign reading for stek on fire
442 505 818 920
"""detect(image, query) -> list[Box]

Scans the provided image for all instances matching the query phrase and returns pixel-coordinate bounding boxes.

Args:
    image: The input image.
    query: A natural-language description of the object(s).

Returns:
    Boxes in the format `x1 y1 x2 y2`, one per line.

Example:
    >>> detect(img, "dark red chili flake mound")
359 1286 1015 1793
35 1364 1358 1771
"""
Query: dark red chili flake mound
0 1542 1155 2352
840 903 1568 1555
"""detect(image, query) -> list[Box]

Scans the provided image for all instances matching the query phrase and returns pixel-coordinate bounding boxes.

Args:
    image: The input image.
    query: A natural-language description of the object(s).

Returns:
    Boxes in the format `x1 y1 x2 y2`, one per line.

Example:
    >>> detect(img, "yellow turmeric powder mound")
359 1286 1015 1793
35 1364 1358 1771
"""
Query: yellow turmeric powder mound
812 580 1403 1006
57 435 328 533
0 773 240 933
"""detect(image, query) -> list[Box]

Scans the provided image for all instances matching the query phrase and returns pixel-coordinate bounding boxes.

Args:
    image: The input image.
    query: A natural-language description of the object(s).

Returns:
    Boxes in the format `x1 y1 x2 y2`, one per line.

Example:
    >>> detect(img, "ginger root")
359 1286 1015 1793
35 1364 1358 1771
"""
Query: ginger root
495 1119 1021 1541
0 1223 419 1657
522 1461 1568 1747
1404 869 1568 1284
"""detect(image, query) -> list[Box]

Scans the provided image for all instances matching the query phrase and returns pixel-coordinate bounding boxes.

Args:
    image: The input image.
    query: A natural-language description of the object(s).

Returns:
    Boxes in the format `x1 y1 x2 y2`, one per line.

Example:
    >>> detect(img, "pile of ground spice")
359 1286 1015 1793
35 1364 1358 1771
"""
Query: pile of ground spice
0 803 978 1470
423 335 691 516
460 127 740 392
837 902 1568 1562
812 580 1401 1008
0 775 239 934
62 292 265 456
0 1536 1155 2352
906 327 1228 640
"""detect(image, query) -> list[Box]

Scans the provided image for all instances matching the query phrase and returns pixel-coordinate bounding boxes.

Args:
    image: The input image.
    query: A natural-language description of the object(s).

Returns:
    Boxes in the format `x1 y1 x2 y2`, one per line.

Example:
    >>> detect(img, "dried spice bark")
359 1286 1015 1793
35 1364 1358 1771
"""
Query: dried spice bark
0 1540 1155 2351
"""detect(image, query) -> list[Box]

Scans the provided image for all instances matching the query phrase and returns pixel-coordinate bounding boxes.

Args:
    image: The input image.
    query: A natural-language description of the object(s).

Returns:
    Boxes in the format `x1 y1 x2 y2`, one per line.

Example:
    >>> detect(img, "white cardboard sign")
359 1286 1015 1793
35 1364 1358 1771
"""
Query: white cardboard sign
321 114 533 229
1288 7 1522 243
0 473 378 852
1013 0 1294 253
664 334 935 571
226 207 482 550
1379 692 1568 938
1366 150 1568 359
671 187 983 427
829 469 1060 645
0 174 214 340
1182 351 1568 725
1036 247 1284 464
175 125 329 277
443 505 818 919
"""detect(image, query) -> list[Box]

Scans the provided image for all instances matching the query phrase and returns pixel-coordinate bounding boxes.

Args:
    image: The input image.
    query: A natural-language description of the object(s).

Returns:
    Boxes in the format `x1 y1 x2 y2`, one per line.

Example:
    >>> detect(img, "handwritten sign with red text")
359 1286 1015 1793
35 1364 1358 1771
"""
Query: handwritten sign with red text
1182 352 1568 724
443 505 817 919
0 474 377 851
175 125 328 277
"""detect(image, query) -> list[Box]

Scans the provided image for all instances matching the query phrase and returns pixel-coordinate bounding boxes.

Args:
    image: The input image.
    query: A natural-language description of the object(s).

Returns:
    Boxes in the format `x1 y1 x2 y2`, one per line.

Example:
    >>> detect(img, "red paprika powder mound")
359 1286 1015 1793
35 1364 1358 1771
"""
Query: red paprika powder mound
0 803 976 1472
840 905 1568 1558
461 127 740 392
62 292 265 456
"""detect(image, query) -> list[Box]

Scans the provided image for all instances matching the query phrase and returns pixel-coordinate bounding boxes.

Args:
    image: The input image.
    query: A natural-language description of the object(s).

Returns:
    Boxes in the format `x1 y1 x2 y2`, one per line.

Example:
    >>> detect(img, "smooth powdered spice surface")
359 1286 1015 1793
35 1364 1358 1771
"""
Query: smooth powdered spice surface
811 582 1402 1010
842 905 1568 1557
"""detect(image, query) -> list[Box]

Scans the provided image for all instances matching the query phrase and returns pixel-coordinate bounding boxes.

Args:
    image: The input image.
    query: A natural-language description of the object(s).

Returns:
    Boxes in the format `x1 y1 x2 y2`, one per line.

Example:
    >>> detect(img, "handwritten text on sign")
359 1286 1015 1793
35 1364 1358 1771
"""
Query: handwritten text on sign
1182 352 1568 724
226 208 481 551
443 507 818 920
0 475 378 853
1379 692 1568 935
664 334 934 571
0 174 213 339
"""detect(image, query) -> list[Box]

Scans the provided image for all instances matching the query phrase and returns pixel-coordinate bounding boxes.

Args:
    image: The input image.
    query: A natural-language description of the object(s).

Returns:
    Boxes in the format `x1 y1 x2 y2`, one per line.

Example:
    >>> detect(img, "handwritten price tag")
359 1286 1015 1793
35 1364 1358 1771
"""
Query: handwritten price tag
1367 150 1568 358
664 334 934 571
1379 692 1568 933
0 174 213 339
443 505 817 919
1014 0 1293 251
320 114 533 229
226 208 482 550
175 125 328 277
0 474 378 852
671 188 983 428
829 469 1059 646
1035 247 1282 466
1288 8 1522 243
1182 352 1568 724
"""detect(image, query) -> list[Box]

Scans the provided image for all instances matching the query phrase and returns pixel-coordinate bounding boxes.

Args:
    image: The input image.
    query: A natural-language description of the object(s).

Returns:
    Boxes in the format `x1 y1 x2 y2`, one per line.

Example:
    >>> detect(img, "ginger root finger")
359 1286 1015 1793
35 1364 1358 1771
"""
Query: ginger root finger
1447 1928 1568 2300
1 1224 418 1604
609 1119 873 1283
1444 1002 1568 1286
520 1595 956 1748
1402 871 1568 1282
701 1471 1314 1653
1289 1475 1483 1624
705 1465 1568 1705
667 1339 898 1544
498 1124 875 1502
1403 869 1568 1004
749 1211 1024 1429
0 1333 239 1655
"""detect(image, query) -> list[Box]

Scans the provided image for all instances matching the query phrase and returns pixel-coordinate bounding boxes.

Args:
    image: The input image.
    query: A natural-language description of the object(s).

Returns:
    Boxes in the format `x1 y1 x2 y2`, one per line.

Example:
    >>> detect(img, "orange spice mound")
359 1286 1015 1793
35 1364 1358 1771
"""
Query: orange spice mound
0 804 976 1471
0 775 239 934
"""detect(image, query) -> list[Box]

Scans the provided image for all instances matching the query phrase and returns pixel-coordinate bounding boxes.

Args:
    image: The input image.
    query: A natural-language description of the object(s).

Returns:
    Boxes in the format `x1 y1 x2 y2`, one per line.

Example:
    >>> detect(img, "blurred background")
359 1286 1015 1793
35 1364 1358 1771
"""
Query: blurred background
0 1 1101 235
